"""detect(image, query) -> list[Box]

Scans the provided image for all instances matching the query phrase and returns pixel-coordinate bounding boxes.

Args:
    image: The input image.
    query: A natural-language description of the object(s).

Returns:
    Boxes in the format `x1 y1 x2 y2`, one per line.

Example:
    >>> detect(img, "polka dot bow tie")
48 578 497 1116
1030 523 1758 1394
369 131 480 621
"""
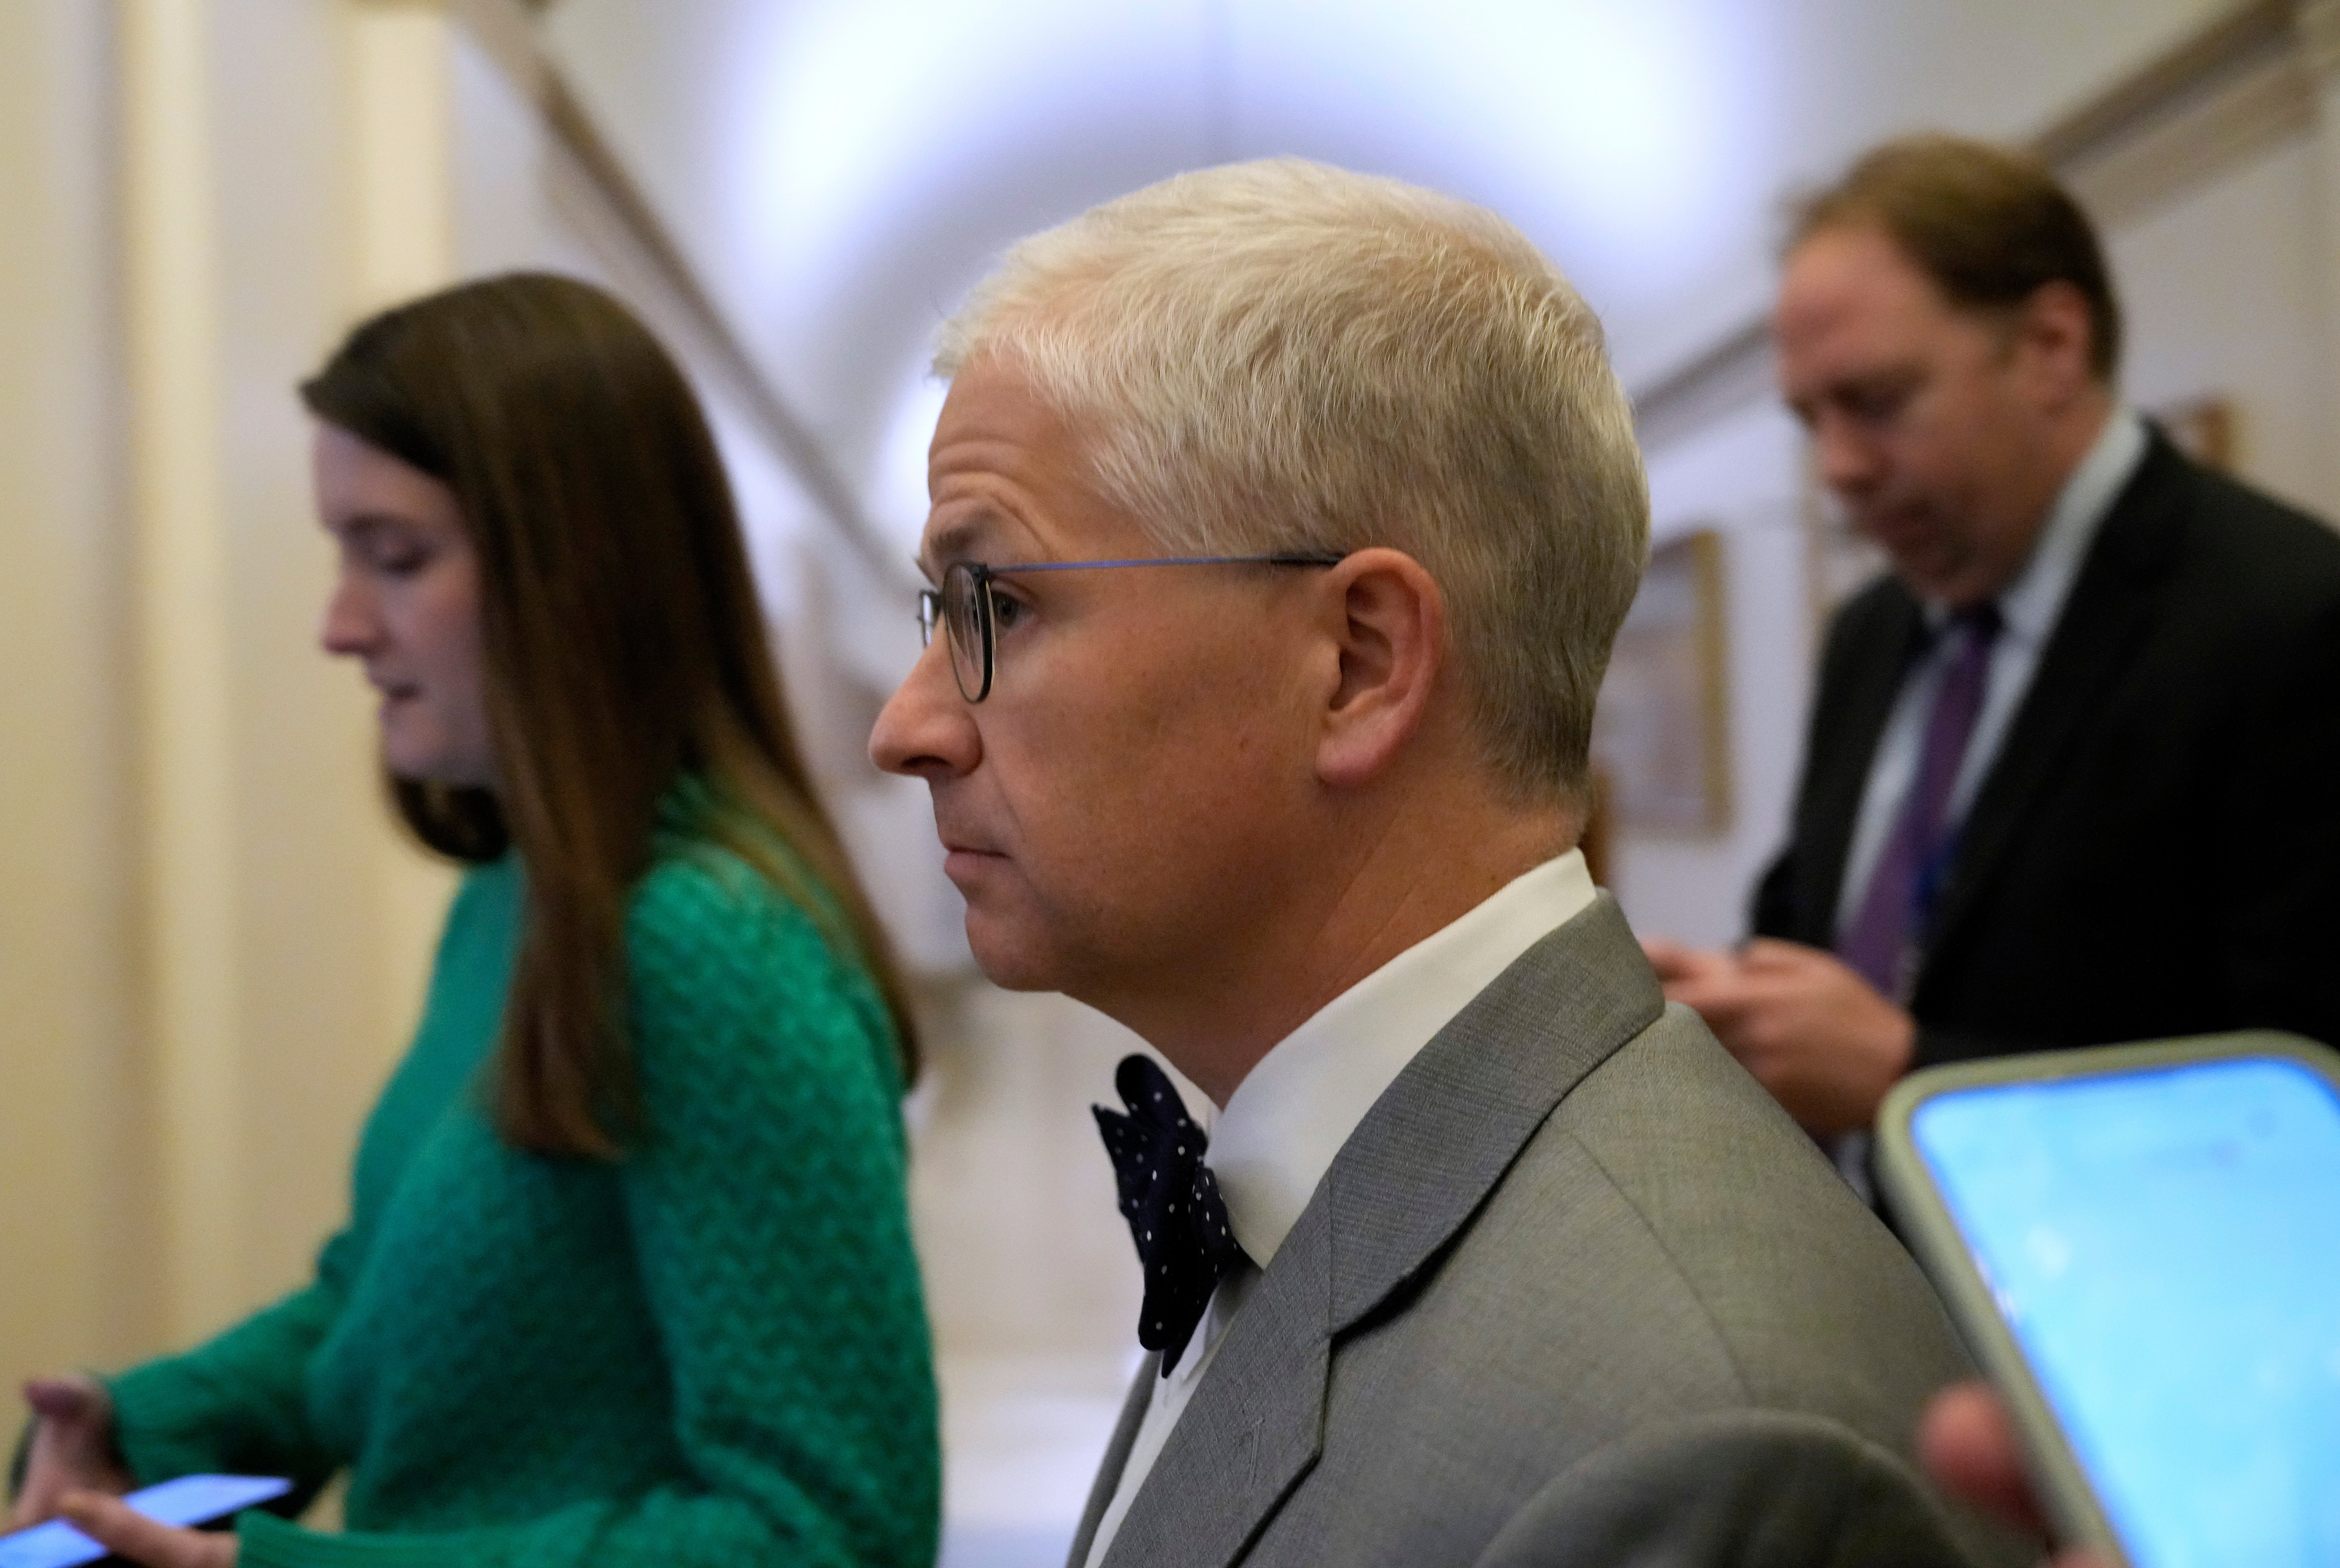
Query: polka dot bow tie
1093 1053 1253 1375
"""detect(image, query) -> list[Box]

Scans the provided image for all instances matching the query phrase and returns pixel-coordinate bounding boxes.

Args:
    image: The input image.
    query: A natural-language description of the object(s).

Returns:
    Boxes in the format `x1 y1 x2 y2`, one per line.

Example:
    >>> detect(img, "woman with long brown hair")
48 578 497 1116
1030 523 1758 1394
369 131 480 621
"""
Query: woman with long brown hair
9 274 939 1566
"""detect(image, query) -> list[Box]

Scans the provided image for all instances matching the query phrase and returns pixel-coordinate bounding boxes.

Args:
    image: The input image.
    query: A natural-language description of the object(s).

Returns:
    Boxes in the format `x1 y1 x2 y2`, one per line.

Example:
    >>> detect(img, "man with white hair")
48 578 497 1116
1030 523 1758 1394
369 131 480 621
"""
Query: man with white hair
872 159 2017 1567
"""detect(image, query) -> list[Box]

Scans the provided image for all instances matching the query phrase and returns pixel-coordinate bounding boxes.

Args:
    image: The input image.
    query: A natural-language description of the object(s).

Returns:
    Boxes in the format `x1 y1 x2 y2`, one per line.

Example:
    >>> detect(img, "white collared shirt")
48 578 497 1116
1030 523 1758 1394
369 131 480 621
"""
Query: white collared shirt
1082 850 1601 1565
1833 408 2149 940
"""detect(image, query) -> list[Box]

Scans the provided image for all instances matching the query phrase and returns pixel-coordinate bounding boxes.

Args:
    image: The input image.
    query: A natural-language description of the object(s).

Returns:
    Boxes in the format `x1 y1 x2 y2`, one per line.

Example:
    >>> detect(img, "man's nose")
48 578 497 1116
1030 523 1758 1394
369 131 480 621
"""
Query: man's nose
870 637 981 781
1811 413 1884 498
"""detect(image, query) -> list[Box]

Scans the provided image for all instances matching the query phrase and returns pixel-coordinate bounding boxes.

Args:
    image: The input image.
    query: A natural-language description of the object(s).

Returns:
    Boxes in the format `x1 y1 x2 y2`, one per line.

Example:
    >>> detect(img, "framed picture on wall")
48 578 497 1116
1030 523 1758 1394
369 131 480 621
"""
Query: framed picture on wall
1590 528 1732 836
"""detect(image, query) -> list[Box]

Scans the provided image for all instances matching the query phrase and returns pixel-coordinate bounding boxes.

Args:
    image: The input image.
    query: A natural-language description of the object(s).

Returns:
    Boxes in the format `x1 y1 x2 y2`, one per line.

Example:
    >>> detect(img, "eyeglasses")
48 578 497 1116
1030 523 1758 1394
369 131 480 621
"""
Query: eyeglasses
916 553 1345 703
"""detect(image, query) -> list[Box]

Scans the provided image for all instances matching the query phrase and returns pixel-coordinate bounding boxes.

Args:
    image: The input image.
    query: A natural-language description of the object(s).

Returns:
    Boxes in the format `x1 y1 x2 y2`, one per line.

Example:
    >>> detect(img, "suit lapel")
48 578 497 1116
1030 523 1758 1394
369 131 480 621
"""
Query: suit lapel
1319 895 1663 1330
1102 895 1665 1566
1068 1364 1161 1567
1918 435 2188 987
1800 591 1926 943
1101 1220 1333 1568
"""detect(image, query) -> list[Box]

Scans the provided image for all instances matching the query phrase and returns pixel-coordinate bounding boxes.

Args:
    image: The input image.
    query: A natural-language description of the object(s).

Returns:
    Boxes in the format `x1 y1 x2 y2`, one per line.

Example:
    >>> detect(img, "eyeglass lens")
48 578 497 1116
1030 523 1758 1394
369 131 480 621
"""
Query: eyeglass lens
944 562 991 702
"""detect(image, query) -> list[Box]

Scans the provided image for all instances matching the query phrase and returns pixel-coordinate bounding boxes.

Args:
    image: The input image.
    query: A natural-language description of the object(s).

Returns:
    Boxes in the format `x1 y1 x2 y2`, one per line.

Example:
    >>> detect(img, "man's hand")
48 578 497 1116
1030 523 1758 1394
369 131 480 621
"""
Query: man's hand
58 1492 239 1568
1920 1382 2104 1567
1642 936 1916 1136
10 1375 133 1528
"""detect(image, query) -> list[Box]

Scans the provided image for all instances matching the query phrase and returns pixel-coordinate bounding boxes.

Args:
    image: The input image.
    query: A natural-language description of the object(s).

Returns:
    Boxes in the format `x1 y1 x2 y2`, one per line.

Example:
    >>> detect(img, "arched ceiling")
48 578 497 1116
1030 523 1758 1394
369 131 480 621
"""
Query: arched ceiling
539 0 2232 559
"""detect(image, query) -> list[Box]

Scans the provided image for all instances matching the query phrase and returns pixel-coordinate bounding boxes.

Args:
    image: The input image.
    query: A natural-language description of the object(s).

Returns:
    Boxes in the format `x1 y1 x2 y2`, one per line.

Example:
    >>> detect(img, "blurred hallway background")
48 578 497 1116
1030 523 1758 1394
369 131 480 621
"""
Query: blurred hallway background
5 2 2337 1562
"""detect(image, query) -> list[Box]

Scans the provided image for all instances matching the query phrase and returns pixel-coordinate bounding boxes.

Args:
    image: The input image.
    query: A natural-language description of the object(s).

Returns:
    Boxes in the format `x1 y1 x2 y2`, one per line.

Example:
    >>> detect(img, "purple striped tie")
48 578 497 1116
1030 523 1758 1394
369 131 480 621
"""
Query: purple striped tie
1840 603 2003 1002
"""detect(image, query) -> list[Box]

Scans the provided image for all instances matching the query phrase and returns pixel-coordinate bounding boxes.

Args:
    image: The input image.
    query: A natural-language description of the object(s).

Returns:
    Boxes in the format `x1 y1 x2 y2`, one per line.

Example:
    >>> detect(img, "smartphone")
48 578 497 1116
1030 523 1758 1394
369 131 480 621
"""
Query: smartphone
1875 1031 2340 1568
0 1475 292 1568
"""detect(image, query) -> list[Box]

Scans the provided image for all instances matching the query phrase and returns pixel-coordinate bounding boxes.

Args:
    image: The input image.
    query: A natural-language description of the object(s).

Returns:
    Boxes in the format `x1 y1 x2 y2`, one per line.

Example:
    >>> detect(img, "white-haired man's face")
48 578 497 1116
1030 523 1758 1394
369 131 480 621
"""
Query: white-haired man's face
869 357 1331 1019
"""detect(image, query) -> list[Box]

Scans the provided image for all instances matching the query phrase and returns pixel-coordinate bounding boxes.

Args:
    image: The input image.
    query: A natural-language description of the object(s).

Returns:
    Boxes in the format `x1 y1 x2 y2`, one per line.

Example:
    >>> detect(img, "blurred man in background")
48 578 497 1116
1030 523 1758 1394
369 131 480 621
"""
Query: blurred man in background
874 157 2014 1568
1649 135 2340 1167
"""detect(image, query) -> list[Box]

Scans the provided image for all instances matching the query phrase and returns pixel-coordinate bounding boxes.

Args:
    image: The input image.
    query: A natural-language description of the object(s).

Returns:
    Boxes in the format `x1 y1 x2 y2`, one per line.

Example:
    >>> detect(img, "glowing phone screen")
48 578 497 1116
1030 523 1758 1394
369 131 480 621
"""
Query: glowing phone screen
1912 1056 2340 1568
0 1476 289 1568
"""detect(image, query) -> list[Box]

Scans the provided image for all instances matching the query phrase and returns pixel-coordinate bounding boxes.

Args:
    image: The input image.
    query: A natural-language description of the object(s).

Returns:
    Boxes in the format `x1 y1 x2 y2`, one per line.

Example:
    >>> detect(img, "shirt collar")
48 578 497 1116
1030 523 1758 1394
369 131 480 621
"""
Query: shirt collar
1922 406 2147 640
1204 850 1599 1268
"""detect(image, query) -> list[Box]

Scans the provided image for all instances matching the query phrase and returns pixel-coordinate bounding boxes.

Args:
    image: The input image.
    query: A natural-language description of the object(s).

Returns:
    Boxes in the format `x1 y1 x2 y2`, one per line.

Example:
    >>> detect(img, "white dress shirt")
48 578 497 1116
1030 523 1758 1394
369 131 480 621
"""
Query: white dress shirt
1832 408 2149 941
1083 850 1601 1566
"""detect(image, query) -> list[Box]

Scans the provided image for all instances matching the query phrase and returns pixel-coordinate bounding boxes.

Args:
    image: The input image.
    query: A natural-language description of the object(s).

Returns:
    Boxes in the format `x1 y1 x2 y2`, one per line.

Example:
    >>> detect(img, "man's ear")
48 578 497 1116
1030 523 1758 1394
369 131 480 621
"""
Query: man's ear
1314 547 1445 790
2013 280 2097 403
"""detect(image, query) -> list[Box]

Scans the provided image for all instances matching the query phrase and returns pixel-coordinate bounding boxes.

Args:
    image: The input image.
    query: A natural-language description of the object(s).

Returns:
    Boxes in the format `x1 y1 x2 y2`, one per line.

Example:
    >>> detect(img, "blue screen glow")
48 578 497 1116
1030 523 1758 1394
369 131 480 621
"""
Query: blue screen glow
1913 1057 2340 1568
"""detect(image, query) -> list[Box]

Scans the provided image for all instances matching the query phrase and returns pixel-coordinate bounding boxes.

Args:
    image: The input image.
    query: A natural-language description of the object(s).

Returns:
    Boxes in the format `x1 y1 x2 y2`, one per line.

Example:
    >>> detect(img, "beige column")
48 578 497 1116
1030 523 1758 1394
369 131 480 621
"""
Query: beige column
349 0 464 1079
353 0 459 310
0 1 160 1377
2301 0 2340 500
122 0 248 1347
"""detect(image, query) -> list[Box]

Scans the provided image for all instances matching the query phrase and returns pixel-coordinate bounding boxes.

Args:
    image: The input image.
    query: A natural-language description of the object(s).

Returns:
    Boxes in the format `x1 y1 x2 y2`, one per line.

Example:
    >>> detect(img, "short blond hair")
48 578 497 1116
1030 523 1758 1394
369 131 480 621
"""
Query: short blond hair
937 158 1648 803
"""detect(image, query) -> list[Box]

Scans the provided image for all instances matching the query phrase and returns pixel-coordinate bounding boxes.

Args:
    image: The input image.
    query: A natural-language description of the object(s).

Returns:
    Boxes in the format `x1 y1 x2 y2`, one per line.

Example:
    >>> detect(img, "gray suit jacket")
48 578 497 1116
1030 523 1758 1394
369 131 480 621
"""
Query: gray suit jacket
1070 895 2022 1568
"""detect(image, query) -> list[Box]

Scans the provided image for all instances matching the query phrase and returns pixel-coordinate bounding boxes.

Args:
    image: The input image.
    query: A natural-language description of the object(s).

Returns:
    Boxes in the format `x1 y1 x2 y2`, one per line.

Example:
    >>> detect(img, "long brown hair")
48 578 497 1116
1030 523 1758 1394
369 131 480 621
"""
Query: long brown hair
302 272 918 1157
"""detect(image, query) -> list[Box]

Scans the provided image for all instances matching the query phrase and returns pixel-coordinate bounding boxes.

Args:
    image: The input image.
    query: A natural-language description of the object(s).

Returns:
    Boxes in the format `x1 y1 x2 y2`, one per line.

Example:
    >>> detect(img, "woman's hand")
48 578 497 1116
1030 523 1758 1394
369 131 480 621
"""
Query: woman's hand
58 1492 238 1568
10 1375 133 1528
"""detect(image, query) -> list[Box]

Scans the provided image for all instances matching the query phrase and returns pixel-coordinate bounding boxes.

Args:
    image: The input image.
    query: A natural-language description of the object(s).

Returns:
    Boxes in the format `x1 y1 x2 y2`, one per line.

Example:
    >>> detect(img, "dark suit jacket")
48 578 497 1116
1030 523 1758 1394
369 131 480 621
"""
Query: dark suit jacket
1755 431 2340 1066
1073 898 2021 1568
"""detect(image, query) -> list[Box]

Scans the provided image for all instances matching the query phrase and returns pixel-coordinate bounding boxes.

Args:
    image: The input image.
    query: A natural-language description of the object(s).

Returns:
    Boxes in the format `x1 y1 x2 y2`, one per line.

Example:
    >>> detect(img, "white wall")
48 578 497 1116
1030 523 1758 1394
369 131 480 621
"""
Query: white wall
1612 402 1813 947
2113 131 2340 519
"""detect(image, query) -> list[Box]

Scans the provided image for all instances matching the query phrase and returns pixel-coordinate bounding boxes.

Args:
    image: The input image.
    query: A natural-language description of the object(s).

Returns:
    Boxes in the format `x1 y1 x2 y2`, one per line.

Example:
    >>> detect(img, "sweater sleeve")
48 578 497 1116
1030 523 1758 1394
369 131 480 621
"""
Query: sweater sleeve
103 1232 354 1501
236 852 941 1568
103 863 516 1510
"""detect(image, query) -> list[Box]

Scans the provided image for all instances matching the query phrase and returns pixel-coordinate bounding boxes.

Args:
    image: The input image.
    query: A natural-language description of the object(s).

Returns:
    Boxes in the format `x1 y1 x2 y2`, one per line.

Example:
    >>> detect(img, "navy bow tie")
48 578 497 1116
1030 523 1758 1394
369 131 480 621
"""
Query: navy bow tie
1093 1054 1252 1375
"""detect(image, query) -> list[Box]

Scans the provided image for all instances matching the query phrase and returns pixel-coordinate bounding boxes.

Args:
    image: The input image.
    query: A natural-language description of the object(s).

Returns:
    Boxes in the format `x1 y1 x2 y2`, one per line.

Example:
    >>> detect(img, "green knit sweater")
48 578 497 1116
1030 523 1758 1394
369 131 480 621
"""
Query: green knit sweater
105 798 940 1567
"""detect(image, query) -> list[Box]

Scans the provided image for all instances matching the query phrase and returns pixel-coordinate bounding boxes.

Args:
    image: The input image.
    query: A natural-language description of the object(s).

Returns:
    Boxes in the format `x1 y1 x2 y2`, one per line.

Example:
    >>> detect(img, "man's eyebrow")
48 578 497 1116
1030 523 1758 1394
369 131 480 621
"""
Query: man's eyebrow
918 514 995 577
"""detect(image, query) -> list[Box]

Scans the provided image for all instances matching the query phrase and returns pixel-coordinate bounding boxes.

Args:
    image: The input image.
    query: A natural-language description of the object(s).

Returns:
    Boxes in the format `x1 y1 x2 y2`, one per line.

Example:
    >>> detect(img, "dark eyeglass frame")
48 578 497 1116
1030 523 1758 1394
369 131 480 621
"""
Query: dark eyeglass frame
916 553 1346 703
